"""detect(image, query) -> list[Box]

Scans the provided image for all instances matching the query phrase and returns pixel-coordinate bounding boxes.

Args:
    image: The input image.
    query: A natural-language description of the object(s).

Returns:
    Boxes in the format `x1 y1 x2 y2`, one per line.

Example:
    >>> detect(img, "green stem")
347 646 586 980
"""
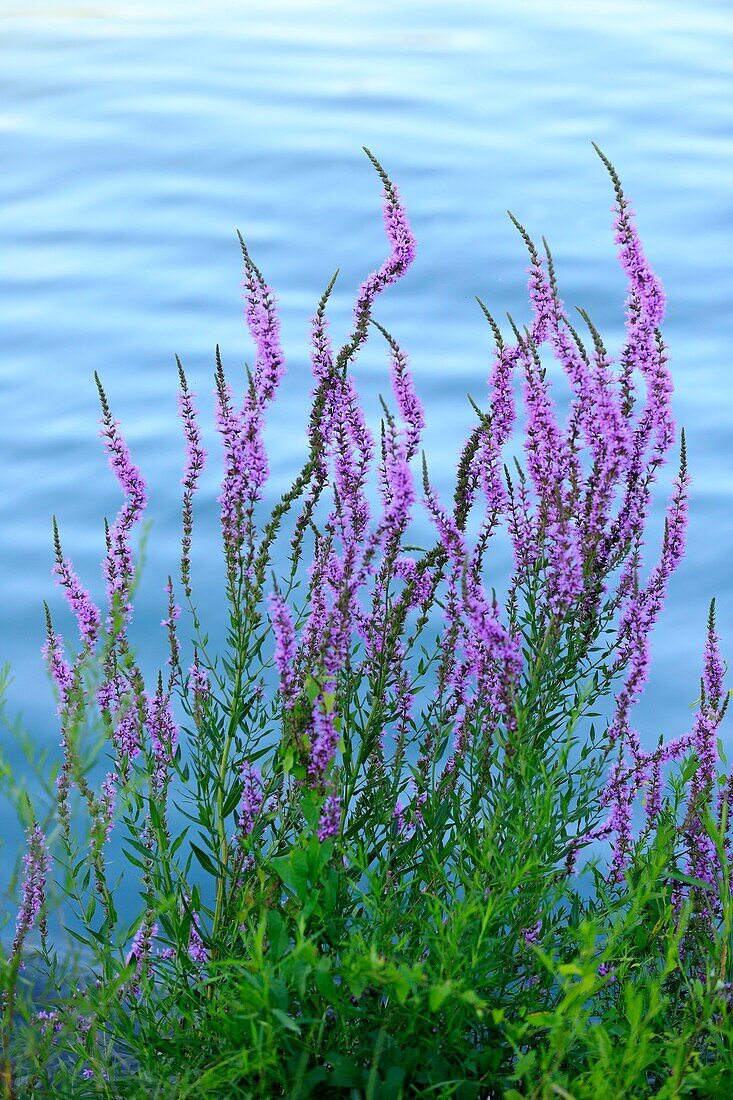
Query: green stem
212 585 251 940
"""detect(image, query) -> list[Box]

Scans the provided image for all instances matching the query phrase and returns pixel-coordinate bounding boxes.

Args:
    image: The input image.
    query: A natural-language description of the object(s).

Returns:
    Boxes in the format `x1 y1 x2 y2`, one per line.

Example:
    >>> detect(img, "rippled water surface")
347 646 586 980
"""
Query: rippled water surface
2 0 733 834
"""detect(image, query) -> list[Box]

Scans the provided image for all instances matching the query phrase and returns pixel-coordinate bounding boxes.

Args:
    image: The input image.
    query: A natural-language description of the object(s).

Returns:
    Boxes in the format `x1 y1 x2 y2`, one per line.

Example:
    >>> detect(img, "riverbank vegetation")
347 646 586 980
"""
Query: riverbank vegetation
2 149 731 1098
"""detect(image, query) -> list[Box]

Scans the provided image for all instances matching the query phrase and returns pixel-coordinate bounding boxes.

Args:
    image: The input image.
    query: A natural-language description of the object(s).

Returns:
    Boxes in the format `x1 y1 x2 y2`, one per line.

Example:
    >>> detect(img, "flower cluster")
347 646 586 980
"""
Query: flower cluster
95 372 148 630
8 822 51 976
29 150 732 1081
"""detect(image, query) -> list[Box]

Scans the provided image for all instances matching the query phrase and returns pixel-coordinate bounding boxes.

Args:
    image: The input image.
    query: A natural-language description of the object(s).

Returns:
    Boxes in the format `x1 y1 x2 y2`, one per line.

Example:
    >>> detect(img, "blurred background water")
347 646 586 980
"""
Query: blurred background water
1 0 732 850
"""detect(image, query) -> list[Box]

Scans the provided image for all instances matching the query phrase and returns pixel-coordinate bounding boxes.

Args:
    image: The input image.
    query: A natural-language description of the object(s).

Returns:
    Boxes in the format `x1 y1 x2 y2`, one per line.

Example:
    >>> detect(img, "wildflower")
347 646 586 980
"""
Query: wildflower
11 822 51 960
100 771 117 844
162 576 181 674
609 433 689 759
522 921 542 946
344 148 417 367
309 687 340 781
317 793 341 842
113 705 142 763
703 597 725 713
95 373 147 628
34 1010 62 1035
188 917 208 966
177 358 207 595
239 234 285 407
126 920 158 997
268 593 298 709
393 800 408 838
215 240 285 570
238 761 264 837
188 656 209 701
215 358 248 562
180 896 208 966
51 518 102 650
189 653 210 728
384 328 424 461
146 677 179 790
41 605 73 714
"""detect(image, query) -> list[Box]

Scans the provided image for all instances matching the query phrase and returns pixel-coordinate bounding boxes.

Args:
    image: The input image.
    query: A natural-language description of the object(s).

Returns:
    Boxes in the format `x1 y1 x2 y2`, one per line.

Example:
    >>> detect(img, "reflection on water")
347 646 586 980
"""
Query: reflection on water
1 1 732 840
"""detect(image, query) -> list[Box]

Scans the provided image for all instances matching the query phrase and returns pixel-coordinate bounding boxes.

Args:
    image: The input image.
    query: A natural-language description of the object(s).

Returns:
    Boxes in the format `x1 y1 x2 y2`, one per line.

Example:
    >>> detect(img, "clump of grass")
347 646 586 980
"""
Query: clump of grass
1 148 732 1098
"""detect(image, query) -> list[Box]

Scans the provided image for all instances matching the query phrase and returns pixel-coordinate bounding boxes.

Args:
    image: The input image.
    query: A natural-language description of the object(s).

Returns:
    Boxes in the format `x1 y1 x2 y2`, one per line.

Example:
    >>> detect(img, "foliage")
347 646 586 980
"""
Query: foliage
2 148 732 1098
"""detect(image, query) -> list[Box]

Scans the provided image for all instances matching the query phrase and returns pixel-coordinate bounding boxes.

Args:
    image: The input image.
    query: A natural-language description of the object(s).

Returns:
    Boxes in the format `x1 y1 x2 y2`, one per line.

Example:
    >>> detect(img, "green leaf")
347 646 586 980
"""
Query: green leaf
666 869 716 893
222 781 243 819
314 965 337 1000
266 909 289 962
322 1053 366 1089
190 842 218 877
522 1011 556 1029
304 675 321 706
281 747 295 776
300 789 322 830
121 848 147 871
272 1008 301 1034
272 850 309 903
300 1067 329 1095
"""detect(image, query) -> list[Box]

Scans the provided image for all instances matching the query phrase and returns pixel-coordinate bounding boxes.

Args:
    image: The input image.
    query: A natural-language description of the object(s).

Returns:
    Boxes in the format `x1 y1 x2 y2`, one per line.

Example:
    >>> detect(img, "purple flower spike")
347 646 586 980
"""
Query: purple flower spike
178 895 209 967
703 598 725 713
11 822 51 959
189 655 210 729
211 239 285 569
606 760 635 882
187 913 208 965
41 612 73 715
310 304 335 387
189 659 209 698
522 921 542 947
674 600 729 908
125 920 158 997
215 363 248 560
353 177 416 324
317 792 341 842
517 340 576 593
114 706 142 763
610 433 689 754
487 341 518 450
343 149 416 364
95 373 147 628
146 682 179 790
101 771 117 844
239 761 264 837
177 359 207 594
613 199 666 330
384 327 425 462
545 514 583 620
268 593 298 709
214 282 282 568
238 236 285 409
52 519 102 650
309 685 341 781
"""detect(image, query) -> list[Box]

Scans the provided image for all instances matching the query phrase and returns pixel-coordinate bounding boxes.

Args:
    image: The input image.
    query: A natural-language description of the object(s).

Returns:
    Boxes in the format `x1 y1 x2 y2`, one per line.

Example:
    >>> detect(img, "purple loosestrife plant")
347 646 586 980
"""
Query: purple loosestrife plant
176 358 207 599
2 821 50 1087
9 823 50 964
95 372 148 632
4 147 733 1097
51 520 102 653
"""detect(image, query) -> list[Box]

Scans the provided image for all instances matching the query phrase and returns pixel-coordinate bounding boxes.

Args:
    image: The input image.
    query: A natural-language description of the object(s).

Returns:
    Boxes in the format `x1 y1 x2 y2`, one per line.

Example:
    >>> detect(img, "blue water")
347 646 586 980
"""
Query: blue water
1 0 733 845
